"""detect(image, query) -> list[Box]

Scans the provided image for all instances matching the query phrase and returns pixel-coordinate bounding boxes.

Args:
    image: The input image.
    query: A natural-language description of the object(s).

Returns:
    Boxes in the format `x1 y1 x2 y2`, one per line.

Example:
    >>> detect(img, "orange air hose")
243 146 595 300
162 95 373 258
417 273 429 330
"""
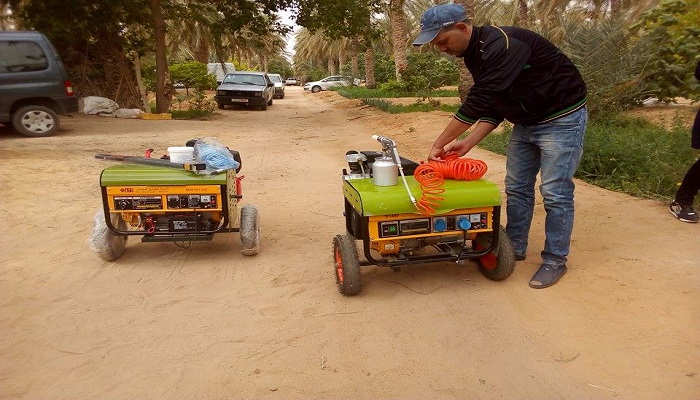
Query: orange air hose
413 154 488 215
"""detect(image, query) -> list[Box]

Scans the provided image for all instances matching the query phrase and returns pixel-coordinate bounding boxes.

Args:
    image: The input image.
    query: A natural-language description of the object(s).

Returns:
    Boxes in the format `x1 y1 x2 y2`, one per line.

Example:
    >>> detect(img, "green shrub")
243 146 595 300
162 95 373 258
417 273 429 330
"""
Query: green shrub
479 113 698 201
170 109 212 120
169 61 217 91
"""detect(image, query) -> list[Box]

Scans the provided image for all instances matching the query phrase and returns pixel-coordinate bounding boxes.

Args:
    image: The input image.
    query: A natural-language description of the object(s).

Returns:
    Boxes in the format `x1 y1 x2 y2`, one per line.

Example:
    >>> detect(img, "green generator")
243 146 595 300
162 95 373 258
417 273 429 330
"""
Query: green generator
90 150 259 261
333 136 515 296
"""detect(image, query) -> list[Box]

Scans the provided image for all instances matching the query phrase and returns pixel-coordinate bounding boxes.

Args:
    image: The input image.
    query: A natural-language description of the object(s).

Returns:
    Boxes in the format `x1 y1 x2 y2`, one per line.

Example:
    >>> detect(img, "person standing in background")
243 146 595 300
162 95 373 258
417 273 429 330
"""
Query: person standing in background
668 59 700 223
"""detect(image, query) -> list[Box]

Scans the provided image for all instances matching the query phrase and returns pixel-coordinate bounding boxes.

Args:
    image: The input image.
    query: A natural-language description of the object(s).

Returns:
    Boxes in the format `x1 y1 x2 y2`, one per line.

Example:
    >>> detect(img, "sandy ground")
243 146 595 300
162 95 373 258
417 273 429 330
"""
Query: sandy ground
1 86 699 399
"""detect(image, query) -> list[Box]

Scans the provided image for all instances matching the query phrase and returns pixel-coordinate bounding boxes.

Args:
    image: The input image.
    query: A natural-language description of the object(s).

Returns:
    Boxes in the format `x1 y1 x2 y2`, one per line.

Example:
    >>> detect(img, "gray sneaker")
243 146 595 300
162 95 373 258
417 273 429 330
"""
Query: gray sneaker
669 202 699 223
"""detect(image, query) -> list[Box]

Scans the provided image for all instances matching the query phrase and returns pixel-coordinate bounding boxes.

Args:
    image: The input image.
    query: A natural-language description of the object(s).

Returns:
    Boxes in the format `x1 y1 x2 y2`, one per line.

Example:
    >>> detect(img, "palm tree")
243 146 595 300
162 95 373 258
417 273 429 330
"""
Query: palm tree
454 0 475 101
389 0 408 80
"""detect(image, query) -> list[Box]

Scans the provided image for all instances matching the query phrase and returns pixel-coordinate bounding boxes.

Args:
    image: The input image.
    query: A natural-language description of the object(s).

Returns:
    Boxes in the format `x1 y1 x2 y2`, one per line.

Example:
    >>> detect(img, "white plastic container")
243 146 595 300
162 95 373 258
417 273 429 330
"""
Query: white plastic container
167 146 195 163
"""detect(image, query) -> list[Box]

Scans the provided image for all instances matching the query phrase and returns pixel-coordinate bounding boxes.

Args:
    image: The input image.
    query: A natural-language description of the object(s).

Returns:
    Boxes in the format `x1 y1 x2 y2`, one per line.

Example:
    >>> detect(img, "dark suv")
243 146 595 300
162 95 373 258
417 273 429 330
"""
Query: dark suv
214 71 275 111
0 31 79 137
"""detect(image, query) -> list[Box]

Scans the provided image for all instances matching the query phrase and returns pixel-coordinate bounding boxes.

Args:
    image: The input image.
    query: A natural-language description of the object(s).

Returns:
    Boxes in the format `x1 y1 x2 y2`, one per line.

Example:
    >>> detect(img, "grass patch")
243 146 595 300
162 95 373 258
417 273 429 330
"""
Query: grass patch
480 113 698 202
170 109 213 120
361 98 459 114
336 86 459 99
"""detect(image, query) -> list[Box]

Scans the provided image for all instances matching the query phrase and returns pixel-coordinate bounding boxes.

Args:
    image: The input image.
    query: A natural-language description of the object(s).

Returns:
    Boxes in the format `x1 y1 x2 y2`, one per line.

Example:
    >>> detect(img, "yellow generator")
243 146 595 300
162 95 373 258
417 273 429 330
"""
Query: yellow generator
333 136 515 296
90 146 259 261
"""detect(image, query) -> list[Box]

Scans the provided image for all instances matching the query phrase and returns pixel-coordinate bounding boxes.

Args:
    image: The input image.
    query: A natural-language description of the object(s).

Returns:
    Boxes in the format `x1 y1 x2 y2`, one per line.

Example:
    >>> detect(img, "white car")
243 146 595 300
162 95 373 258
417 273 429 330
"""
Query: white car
284 77 298 86
303 76 355 93
268 73 285 99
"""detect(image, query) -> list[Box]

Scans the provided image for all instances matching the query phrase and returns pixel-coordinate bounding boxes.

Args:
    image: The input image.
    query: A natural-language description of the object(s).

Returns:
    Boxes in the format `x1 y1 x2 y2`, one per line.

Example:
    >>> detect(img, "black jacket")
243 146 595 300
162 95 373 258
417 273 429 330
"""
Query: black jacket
456 25 587 126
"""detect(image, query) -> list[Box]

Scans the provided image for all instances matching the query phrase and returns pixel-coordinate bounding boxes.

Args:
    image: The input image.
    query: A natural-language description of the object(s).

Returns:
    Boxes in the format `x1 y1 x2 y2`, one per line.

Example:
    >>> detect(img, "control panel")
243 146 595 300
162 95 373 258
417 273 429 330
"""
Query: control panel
377 212 490 238
106 185 222 213
113 194 218 210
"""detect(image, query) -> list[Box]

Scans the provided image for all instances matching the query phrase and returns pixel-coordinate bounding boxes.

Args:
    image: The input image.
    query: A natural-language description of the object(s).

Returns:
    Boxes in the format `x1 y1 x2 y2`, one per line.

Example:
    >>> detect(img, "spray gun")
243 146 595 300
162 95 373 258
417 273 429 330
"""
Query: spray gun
371 135 418 209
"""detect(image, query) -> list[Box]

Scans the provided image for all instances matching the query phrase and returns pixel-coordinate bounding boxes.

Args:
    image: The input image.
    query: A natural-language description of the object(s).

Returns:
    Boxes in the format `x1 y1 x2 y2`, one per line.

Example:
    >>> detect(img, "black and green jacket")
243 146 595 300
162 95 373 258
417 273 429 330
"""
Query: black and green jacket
456 25 587 126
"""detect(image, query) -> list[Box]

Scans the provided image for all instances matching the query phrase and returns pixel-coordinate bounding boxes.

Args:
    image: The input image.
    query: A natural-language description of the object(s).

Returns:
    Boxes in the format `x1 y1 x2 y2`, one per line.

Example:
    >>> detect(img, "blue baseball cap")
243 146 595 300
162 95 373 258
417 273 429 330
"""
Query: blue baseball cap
412 4 468 46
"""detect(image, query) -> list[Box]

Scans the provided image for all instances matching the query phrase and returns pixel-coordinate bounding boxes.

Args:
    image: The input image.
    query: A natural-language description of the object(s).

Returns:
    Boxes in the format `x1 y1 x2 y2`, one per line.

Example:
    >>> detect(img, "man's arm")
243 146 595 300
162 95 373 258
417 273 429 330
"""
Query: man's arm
443 121 498 157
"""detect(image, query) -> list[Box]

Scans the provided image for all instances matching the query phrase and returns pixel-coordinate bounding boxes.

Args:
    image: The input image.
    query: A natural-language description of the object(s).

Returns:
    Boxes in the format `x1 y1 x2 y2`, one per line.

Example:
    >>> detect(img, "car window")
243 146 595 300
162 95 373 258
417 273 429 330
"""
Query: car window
223 74 266 86
0 40 49 73
268 75 282 83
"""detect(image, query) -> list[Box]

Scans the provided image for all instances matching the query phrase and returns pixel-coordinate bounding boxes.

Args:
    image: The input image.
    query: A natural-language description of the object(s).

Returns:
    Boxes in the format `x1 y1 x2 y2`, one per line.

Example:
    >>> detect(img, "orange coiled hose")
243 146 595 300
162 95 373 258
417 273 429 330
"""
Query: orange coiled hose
413 154 488 215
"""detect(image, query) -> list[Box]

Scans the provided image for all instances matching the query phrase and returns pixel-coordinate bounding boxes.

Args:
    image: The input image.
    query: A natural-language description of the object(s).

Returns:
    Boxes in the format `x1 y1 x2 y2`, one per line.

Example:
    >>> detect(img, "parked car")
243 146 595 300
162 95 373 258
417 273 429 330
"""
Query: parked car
284 77 298 86
214 71 275 111
303 76 356 93
0 31 79 137
207 62 236 85
268 73 285 99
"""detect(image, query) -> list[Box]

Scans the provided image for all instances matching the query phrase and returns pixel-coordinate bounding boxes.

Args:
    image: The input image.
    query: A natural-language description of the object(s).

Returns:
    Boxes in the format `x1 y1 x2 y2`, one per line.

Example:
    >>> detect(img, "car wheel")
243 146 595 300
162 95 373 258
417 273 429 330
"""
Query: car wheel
311 85 321 93
217 103 225 109
267 97 273 106
11 105 60 137
260 103 267 111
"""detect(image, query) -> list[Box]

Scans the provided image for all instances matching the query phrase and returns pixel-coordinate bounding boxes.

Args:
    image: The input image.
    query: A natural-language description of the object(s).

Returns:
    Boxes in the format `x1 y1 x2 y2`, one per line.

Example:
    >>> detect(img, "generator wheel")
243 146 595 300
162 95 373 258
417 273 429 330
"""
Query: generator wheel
332 234 362 295
89 209 128 261
475 225 515 281
239 205 260 256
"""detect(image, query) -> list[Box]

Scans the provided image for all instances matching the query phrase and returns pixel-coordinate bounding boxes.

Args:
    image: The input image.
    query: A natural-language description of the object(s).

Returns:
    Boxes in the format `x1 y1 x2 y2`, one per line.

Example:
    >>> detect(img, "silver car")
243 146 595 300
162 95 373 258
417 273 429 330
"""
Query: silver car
268 73 285 99
303 75 354 93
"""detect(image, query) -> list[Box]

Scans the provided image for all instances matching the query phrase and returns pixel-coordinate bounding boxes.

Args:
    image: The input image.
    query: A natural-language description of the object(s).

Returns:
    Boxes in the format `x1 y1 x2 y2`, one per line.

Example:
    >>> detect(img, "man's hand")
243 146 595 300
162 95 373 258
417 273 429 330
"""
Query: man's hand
428 145 446 161
444 139 474 157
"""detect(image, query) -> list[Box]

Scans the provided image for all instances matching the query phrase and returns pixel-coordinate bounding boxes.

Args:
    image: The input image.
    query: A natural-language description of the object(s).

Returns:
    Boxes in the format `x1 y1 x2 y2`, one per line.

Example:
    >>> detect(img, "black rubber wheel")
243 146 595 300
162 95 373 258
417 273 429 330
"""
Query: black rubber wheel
260 103 267 111
267 97 273 106
311 85 321 93
280 93 285 99
89 209 128 261
332 234 362 295
474 225 515 280
217 103 225 109
12 105 59 137
239 204 260 255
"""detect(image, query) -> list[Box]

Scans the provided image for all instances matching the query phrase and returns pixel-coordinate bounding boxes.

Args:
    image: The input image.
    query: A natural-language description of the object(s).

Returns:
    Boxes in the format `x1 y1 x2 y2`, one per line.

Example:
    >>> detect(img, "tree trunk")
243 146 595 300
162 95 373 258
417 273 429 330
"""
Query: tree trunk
132 52 150 112
389 0 408 80
454 0 475 102
350 39 360 81
610 0 622 18
517 0 529 27
328 57 336 75
338 47 346 76
194 35 210 64
149 0 169 113
364 46 376 89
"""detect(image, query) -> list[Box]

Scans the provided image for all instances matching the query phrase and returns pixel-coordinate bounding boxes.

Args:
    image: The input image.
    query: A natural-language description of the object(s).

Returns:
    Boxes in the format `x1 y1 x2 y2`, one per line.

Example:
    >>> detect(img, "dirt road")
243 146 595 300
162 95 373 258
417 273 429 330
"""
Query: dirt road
1 86 698 399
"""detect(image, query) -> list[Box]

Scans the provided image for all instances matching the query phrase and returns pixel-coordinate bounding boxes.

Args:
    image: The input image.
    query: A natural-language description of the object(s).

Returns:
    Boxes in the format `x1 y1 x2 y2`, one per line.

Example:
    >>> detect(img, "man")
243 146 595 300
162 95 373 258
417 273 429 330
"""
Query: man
413 4 588 289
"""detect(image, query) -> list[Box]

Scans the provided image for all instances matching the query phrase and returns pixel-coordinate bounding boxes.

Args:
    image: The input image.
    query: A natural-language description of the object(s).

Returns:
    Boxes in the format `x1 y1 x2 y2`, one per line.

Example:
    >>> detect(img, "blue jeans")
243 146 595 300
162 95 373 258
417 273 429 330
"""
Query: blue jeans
505 107 587 267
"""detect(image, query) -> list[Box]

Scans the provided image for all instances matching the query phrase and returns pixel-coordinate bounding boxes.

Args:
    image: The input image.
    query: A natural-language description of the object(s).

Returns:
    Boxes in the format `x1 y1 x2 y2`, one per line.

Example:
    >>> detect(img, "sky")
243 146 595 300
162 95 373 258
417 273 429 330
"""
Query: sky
279 8 298 61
